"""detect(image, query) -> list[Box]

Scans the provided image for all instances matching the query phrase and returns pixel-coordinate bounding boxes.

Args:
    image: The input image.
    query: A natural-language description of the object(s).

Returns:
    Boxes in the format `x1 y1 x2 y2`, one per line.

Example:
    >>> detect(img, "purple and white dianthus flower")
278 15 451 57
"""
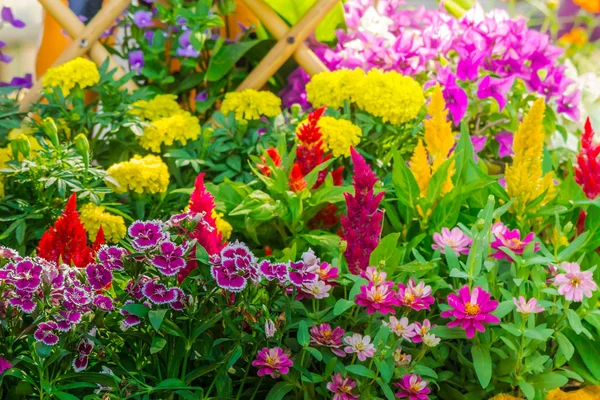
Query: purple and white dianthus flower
14 259 42 291
258 260 288 282
97 245 128 270
151 241 186 276
128 220 165 250
210 241 258 292
142 281 179 304
85 264 113 290
34 321 60 346
94 295 115 311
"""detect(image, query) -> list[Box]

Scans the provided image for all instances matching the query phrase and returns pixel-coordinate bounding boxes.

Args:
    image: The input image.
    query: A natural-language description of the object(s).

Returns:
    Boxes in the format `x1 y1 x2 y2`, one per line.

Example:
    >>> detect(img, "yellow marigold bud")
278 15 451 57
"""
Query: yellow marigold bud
212 210 232 241
410 139 431 197
354 69 424 125
306 69 366 109
42 57 100 96
130 94 182 121
314 116 362 158
221 89 281 120
558 27 588 47
106 155 170 194
505 98 556 213
79 203 127 243
139 111 201 153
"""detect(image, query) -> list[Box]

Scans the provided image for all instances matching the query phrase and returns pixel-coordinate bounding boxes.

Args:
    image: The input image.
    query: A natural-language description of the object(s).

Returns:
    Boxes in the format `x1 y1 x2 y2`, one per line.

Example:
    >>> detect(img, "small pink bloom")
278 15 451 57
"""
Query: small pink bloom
361 266 387 286
265 319 276 338
441 285 500 339
0 357 11 374
513 296 544 314
411 320 434 343
252 347 293 379
397 279 435 311
302 280 331 299
382 316 416 341
491 222 507 239
355 281 400 315
393 348 411 367
310 323 346 357
318 262 340 282
326 373 360 400
432 228 472 256
490 228 539 261
395 374 431 400
344 333 375 361
554 262 598 302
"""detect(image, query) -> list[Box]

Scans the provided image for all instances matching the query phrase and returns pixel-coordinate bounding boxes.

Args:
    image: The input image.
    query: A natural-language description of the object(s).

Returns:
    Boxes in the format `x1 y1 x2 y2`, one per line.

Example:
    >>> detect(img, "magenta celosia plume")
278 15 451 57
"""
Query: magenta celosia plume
341 148 384 274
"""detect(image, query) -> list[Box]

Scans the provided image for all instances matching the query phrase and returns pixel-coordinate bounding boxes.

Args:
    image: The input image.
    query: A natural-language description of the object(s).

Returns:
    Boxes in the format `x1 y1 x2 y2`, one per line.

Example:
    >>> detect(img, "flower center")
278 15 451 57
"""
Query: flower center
509 238 522 248
404 293 415 304
372 292 384 302
342 385 353 393
446 239 456 247
355 343 364 350
410 383 422 392
322 330 332 338
465 302 480 316
570 277 581 287
265 355 278 366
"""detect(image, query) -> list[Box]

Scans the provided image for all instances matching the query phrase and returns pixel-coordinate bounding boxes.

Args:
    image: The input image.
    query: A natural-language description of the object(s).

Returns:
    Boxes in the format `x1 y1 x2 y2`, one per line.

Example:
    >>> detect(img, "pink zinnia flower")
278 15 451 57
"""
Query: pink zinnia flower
302 280 331 299
318 262 340 282
355 281 400 315
383 316 416 341
490 228 539 261
397 279 435 311
395 374 431 400
432 228 472 256
310 323 346 357
0 357 11 374
441 285 500 339
327 373 359 400
344 333 376 361
513 296 545 314
393 348 411 367
252 347 293 379
554 262 598 302
411 320 434 343
361 266 387 286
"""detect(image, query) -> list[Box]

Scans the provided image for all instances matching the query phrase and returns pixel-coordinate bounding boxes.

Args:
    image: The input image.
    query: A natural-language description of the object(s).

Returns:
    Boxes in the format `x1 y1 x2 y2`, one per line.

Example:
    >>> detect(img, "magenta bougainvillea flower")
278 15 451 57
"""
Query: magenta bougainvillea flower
383 316 416 341
252 347 293 379
355 281 400 315
343 333 376 361
341 148 384 274
327 373 360 400
477 76 515 111
513 296 545 314
554 262 598 302
128 220 165 250
411 319 434 343
34 321 60 346
395 374 431 400
397 279 435 311
151 241 186 276
432 227 472 256
495 131 514 158
0 357 11 375
310 323 346 357
490 228 539 261
441 285 500 338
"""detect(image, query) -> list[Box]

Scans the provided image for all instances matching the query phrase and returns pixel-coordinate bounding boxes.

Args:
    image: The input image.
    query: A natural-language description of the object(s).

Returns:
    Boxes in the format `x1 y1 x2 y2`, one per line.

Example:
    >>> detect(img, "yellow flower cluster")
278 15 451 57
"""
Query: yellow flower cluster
409 85 455 197
212 210 233 240
306 69 424 125
505 98 555 214
129 95 182 121
306 69 365 109
221 89 281 120
79 203 127 243
316 116 362 157
105 155 170 195
140 112 201 152
42 57 100 96
0 129 43 199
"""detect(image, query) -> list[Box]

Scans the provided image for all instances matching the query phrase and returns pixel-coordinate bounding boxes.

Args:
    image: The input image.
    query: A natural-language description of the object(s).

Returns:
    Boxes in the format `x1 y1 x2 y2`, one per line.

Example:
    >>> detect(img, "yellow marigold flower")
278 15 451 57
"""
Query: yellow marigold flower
354 69 424 125
212 210 232 241
410 139 431 197
79 203 127 243
221 89 281 120
573 0 600 13
559 27 588 47
505 99 555 213
106 154 169 195
42 57 100 96
306 69 366 109
130 94 182 121
314 116 362 157
139 111 201 153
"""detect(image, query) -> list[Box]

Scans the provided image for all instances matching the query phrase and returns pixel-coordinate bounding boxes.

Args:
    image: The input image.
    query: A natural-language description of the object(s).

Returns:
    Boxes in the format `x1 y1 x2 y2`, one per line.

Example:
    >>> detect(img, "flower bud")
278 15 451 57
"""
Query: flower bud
291 103 302 119
546 0 560 9
339 240 348 253
237 119 248 135
13 134 31 158
476 218 485 230
40 118 59 147
265 319 276 338
563 222 573 235
74 133 90 170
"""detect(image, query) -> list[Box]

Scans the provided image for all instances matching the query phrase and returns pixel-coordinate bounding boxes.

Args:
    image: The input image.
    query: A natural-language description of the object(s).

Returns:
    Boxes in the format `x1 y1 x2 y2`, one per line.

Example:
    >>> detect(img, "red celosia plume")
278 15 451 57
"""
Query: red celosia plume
37 194 104 268
257 148 282 177
575 118 600 199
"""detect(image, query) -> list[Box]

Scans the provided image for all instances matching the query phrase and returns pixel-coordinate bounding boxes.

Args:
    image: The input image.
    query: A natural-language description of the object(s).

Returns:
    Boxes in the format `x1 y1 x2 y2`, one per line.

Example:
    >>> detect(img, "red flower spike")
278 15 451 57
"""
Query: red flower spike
297 106 326 147
37 193 95 268
257 148 282 177
289 163 308 193
93 226 106 252
575 118 600 199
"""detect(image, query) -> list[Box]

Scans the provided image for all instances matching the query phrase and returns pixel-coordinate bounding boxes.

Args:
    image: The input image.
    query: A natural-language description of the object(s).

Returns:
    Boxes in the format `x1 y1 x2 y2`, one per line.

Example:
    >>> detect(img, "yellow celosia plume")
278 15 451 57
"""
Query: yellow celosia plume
409 85 455 197
505 98 555 213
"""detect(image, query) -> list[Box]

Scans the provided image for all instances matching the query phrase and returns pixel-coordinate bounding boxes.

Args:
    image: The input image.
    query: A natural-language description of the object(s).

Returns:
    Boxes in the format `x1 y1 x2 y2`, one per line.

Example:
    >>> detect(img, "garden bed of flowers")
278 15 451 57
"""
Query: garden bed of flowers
0 0 600 399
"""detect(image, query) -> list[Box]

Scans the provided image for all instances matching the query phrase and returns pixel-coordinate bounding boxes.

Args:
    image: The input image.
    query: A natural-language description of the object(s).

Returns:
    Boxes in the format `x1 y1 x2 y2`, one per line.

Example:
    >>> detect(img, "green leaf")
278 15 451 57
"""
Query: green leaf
555 331 574 361
265 382 294 400
121 303 149 318
369 233 401 268
518 380 535 400
426 157 453 203
471 345 492 389
566 309 584 334
35 342 53 358
297 320 310 347
304 347 323 361
529 373 568 390
377 378 396 400
345 365 376 378
154 378 187 389
392 151 420 211
333 299 355 316
148 309 168 331
206 40 259 81
54 392 80 400
523 328 554 341
492 300 514 319
150 337 167 354
430 326 467 339
557 231 589 262
226 347 243 370
565 330 600 381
